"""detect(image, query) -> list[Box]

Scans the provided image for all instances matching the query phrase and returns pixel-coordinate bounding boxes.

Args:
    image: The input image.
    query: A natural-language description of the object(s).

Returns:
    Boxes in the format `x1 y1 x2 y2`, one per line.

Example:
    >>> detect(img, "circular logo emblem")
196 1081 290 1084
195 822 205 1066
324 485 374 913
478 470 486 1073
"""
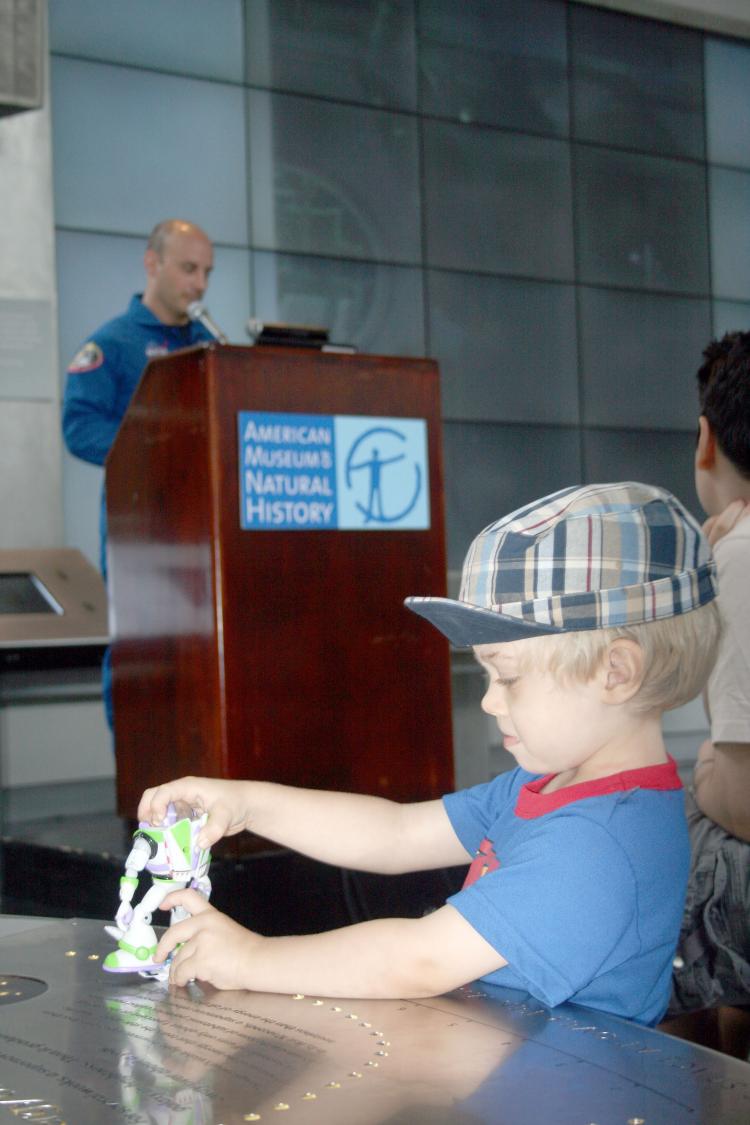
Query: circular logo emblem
344 426 422 525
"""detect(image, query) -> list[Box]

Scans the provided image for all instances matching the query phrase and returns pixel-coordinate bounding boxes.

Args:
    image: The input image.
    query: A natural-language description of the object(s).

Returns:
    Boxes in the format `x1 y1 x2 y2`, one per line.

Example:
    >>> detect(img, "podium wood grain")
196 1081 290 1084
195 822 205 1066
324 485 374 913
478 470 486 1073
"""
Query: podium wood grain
106 345 453 815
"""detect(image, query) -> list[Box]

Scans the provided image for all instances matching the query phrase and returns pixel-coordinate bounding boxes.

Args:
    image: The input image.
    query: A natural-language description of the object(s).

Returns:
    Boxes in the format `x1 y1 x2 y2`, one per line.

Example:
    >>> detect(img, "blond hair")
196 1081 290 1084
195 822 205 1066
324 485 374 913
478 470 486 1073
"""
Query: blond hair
517 601 721 714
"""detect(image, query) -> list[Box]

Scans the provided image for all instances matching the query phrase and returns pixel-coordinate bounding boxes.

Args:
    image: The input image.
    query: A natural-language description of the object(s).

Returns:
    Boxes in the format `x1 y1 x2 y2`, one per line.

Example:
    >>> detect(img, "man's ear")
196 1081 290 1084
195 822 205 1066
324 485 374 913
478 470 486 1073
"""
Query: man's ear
696 415 716 471
602 638 644 704
144 247 159 280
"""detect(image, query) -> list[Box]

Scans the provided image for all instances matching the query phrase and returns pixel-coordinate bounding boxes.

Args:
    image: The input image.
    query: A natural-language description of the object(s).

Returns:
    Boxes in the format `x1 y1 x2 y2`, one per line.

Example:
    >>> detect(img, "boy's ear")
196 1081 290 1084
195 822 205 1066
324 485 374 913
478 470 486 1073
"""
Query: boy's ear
601 638 644 704
696 415 716 471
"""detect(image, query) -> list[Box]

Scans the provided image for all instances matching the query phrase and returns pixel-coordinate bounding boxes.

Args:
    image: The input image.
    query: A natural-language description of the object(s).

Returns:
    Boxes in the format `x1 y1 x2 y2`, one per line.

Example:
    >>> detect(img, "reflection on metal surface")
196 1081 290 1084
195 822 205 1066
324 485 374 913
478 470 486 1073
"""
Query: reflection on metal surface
0 918 749 1123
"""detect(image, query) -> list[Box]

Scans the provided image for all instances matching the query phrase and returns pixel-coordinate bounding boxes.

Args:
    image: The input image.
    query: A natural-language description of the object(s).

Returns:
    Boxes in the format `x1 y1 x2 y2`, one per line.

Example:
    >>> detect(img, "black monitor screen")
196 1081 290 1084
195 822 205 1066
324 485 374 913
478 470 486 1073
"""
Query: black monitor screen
0 573 61 615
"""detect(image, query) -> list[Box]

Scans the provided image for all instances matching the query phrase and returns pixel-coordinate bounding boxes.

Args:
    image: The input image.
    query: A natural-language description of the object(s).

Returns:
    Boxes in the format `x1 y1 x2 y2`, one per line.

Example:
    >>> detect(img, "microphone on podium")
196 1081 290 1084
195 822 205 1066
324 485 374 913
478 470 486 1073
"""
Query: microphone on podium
187 301 229 344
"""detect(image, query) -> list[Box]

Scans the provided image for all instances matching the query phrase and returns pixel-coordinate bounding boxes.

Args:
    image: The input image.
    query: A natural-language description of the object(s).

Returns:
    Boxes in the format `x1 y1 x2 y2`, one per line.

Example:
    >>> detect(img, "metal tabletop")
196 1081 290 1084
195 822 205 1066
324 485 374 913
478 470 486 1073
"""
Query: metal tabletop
0 916 748 1124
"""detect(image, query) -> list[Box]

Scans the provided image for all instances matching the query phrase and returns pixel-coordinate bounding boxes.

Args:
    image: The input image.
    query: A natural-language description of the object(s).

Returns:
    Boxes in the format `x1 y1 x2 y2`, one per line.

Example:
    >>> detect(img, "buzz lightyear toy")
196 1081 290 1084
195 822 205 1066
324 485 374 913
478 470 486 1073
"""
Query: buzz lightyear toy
103 802 211 977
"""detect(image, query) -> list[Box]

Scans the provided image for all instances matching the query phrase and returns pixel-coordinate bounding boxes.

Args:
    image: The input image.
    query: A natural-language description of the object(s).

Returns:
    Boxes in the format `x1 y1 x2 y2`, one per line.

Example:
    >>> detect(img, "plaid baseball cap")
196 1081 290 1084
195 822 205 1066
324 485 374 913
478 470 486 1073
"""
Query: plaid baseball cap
405 482 717 647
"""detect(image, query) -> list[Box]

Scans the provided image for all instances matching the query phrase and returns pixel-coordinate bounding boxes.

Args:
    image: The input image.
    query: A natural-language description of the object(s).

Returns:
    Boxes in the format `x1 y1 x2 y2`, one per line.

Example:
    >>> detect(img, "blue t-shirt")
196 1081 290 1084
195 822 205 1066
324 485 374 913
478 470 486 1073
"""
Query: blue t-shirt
444 759 689 1025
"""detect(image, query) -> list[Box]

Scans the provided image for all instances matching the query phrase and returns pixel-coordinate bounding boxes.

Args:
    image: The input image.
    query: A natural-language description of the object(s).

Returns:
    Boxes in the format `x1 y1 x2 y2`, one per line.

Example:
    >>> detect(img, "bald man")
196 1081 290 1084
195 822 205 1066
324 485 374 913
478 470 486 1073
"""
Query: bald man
62 219 216 728
63 219 215 469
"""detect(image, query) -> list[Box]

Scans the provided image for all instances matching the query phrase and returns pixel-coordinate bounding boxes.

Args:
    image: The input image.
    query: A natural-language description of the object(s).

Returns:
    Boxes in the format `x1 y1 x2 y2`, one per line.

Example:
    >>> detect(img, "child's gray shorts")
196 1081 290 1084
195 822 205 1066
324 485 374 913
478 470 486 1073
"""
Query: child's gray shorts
667 792 750 1016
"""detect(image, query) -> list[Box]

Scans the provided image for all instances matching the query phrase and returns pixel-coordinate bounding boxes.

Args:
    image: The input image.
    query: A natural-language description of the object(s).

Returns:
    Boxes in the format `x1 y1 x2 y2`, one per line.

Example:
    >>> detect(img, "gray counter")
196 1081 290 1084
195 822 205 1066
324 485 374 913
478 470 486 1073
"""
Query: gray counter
0 916 748 1123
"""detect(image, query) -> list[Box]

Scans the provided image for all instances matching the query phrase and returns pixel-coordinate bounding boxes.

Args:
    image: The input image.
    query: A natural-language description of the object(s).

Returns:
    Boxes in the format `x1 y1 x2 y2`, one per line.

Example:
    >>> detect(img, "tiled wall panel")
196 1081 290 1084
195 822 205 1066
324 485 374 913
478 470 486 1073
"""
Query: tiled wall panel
417 0 569 135
574 146 709 294
423 120 574 279
709 166 750 300
570 5 705 159
50 0 750 567
442 422 582 572
248 90 421 263
246 0 417 109
583 428 699 514
705 36 750 169
429 271 579 425
49 0 244 80
579 288 711 430
52 58 248 244
253 253 425 357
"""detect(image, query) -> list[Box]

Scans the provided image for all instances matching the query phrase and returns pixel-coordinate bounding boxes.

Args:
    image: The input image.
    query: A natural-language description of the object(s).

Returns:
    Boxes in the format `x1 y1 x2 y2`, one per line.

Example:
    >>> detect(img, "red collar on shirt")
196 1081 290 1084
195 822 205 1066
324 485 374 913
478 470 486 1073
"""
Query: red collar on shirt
514 757 682 819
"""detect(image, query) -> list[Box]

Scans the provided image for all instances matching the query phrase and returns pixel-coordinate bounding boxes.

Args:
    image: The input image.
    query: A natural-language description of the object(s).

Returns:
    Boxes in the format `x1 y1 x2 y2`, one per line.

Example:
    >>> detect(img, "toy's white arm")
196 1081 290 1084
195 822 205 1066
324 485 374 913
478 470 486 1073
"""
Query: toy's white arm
115 836 152 928
123 835 152 877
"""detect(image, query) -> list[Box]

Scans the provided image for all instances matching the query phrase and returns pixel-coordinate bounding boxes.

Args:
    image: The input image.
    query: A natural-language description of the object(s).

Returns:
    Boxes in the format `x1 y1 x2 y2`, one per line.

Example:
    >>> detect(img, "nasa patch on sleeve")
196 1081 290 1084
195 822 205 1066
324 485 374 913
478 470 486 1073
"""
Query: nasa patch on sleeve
68 341 104 373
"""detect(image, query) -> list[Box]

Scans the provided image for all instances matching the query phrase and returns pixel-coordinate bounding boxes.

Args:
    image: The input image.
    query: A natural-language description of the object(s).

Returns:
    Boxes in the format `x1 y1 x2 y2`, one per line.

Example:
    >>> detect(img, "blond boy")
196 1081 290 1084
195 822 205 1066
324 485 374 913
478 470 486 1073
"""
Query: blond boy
139 482 720 1026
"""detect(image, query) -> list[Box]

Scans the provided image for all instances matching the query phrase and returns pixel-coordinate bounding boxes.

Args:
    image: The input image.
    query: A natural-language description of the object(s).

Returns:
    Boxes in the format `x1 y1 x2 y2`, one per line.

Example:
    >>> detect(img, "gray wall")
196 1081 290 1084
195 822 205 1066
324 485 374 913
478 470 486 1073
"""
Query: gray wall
0 10 60 550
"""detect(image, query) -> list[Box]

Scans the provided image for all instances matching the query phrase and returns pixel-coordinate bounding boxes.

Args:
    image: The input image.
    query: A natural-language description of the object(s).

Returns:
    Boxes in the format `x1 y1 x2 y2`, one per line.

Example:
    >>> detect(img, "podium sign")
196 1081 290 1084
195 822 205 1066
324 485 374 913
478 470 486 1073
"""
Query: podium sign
107 346 453 815
238 411 430 531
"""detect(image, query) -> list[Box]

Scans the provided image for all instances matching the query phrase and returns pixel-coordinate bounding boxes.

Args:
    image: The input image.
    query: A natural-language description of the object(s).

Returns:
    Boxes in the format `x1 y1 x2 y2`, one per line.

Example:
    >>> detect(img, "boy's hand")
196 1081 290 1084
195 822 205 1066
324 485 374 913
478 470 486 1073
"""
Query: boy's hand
137 777 251 848
702 498 750 548
156 889 259 989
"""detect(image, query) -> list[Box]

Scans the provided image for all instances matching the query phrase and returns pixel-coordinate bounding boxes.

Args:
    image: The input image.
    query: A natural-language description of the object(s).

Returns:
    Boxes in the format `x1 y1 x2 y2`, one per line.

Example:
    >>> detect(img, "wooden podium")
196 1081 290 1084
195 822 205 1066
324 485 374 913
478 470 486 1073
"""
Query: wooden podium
106 345 453 815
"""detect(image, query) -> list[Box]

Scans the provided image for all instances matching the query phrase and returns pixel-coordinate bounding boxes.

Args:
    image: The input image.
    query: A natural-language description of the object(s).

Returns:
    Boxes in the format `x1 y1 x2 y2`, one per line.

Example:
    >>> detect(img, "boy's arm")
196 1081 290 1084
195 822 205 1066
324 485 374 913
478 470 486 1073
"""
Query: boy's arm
138 777 470 874
693 739 750 842
156 891 507 997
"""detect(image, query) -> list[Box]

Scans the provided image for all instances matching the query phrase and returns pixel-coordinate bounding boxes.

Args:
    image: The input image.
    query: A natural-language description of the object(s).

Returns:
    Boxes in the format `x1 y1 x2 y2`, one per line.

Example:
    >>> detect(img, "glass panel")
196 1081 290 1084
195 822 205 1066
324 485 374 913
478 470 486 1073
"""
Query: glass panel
705 37 750 170
253 253 425 356
248 91 420 264
49 0 244 81
55 231 252 380
441 422 581 572
709 167 750 301
583 429 700 520
417 0 568 136
424 120 574 279
713 300 750 338
579 288 710 431
428 271 578 423
570 5 704 160
575 145 709 295
246 0 417 110
51 59 248 245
